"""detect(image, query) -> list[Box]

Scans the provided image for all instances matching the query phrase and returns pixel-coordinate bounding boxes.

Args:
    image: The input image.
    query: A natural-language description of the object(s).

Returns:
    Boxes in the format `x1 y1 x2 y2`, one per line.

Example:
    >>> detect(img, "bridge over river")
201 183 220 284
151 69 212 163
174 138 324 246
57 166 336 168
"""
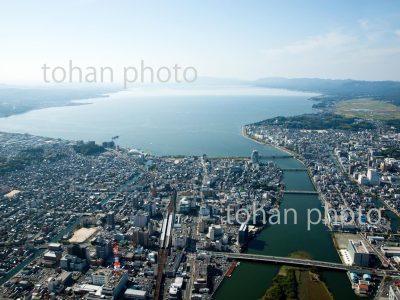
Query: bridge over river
283 190 319 195
210 252 400 277
259 155 293 159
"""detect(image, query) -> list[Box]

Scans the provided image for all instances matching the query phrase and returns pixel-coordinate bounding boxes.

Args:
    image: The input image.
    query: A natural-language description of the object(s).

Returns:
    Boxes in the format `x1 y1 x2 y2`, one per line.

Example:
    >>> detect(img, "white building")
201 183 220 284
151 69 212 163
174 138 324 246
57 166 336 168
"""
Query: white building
199 206 210 218
367 168 380 186
389 285 400 300
208 225 223 241
124 289 148 299
92 269 112 285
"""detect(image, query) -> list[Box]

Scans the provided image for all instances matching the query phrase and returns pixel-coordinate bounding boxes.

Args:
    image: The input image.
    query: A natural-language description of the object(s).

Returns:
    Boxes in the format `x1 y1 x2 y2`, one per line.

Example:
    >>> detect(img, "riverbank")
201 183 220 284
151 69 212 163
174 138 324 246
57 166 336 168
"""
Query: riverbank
240 126 381 299
238 127 366 299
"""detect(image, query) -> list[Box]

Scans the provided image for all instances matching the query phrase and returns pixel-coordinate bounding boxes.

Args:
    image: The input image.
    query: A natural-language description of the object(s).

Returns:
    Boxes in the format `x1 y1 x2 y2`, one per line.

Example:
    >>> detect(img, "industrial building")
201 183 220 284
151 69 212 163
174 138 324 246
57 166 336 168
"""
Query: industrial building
381 246 400 258
124 289 148 299
347 240 372 267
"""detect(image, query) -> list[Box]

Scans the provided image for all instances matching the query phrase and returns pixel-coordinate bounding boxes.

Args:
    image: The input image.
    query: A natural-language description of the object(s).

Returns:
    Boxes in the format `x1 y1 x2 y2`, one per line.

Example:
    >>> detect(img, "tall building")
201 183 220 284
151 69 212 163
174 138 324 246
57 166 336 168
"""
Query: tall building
133 211 148 228
95 238 112 260
131 227 149 247
367 168 380 186
208 225 223 241
107 211 115 229
238 223 248 247
348 164 355 175
251 150 259 164
179 197 190 214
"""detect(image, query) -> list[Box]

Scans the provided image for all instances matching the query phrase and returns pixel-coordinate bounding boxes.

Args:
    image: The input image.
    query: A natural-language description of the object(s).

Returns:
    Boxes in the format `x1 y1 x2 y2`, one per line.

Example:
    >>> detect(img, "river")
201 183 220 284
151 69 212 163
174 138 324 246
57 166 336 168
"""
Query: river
214 150 362 300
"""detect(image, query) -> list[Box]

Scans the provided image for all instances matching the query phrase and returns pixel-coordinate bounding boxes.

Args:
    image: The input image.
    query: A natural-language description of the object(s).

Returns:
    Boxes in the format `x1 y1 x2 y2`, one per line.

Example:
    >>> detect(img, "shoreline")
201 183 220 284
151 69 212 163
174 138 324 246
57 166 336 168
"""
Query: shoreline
241 126 306 168
0 91 116 119
241 127 322 193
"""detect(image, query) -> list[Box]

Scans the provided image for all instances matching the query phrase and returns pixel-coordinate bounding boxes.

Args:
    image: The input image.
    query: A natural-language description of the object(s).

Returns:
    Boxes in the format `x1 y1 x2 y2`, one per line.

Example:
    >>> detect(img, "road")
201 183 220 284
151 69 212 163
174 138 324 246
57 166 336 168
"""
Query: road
358 233 394 269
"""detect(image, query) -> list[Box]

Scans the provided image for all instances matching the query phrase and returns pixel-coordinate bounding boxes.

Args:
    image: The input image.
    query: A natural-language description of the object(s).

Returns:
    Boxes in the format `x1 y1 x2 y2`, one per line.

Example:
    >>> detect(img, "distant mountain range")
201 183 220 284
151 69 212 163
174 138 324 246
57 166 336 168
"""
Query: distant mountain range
253 77 400 104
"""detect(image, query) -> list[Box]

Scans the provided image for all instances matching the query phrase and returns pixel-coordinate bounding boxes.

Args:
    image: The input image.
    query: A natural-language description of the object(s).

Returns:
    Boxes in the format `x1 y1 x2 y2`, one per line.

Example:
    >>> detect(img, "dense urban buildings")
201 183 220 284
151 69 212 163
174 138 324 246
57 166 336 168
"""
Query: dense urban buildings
244 118 400 298
0 132 283 299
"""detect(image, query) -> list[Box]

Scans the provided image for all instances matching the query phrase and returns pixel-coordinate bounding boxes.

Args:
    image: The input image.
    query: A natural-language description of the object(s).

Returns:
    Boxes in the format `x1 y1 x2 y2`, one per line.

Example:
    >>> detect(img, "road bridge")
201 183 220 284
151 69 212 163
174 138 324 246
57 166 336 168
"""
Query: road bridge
283 190 319 195
210 252 393 277
260 155 293 159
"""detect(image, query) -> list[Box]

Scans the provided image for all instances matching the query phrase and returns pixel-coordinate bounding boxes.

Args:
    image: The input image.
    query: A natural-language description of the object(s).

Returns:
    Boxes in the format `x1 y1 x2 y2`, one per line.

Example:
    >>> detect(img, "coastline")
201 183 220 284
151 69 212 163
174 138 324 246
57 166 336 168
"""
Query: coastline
241 126 305 167
241 126 324 193
0 90 117 119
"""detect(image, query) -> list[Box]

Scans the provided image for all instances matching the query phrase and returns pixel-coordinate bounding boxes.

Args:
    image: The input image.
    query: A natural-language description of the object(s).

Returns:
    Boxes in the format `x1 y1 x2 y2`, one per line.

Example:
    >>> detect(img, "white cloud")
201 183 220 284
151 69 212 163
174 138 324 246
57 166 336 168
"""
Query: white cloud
359 19 370 31
256 28 400 81
261 30 355 56
395 29 400 38
358 18 394 43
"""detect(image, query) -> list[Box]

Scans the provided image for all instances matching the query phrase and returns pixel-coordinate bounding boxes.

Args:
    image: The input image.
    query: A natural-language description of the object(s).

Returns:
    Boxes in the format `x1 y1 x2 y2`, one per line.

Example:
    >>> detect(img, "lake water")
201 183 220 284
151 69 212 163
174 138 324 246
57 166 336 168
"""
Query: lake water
0 86 316 156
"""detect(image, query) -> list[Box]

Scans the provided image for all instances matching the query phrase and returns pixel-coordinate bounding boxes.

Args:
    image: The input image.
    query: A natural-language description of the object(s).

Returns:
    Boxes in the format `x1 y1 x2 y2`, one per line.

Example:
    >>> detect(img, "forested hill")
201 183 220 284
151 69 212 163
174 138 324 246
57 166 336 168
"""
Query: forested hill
253 113 376 131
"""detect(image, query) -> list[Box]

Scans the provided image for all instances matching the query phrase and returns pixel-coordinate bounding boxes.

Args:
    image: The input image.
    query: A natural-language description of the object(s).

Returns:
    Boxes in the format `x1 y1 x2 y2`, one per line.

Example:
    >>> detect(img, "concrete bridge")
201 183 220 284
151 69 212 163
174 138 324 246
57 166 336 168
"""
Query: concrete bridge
283 190 319 195
259 155 293 159
281 168 308 171
211 252 393 277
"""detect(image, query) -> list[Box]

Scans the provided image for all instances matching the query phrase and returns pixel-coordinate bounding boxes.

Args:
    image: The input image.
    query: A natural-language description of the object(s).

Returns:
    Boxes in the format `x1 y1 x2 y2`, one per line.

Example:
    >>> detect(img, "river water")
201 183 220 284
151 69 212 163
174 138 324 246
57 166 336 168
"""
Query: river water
0 87 367 298
214 154 361 300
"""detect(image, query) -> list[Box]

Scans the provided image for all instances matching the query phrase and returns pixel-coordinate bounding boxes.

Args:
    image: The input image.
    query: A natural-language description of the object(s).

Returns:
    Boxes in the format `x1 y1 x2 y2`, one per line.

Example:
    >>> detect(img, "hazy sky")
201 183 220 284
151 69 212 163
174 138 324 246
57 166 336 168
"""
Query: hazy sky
1 0 400 84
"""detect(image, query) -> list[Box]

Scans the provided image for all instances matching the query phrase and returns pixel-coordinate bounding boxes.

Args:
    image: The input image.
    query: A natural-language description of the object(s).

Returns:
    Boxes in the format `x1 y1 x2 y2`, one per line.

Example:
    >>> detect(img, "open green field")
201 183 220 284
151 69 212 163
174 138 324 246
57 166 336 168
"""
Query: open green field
335 98 400 120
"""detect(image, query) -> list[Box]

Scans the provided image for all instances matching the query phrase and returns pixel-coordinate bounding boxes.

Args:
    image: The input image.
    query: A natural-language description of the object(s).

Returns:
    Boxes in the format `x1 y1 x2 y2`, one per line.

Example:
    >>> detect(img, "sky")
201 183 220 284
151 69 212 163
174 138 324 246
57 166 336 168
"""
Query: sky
0 0 400 84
